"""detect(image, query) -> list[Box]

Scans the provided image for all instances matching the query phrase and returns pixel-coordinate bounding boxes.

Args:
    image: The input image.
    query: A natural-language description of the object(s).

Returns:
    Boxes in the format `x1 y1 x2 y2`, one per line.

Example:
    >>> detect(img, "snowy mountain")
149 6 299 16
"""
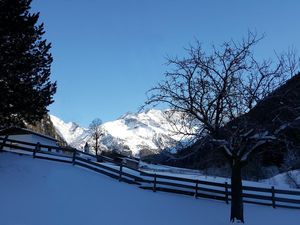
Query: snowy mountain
50 109 191 157
49 115 89 146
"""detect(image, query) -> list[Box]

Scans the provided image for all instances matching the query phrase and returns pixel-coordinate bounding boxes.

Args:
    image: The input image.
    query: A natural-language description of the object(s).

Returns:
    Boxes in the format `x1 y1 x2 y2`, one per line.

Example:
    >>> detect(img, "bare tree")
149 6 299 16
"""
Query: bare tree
89 118 104 159
216 118 278 223
145 32 298 222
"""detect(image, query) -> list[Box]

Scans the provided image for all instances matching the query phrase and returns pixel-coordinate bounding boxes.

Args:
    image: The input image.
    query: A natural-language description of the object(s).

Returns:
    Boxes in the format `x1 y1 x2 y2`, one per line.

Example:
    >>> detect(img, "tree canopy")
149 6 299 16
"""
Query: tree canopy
0 0 56 127
145 32 299 222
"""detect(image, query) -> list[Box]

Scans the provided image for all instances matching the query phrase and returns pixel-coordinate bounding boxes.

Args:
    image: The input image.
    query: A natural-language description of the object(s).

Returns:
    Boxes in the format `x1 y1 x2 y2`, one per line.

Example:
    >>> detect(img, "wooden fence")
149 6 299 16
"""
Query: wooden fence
0 136 300 210
139 171 300 209
0 136 142 185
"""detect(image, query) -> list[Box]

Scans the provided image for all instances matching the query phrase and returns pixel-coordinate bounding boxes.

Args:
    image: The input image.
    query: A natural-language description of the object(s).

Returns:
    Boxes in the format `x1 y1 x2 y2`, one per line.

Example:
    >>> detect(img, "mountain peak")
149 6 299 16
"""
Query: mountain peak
50 115 88 144
50 109 191 157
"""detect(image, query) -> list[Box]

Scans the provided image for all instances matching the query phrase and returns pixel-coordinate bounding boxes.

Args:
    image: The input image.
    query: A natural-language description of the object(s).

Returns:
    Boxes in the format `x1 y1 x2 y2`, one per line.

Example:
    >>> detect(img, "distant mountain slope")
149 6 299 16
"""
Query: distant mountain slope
233 73 300 131
26 114 66 145
160 73 300 179
49 115 89 145
50 109 190 157
100 109 183 156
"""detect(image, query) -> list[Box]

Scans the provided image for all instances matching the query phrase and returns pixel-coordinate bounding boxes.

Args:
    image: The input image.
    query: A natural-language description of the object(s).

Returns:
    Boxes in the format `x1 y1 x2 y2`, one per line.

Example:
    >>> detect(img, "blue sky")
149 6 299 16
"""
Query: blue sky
31 0 300 127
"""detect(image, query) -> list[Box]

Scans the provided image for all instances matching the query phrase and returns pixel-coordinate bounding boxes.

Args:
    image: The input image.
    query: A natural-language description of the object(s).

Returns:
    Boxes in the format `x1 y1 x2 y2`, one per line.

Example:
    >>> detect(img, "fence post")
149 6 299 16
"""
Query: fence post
225 182 229 204
194 180 199 198
119 164 123 182
72 149 76 165
153 174 157 192
33 142 40 158
0 135 8 151
271 186 276 208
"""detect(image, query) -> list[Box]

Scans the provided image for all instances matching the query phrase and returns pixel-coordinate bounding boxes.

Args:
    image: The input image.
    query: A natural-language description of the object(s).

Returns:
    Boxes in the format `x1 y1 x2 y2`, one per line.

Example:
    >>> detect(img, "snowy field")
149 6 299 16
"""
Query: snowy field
0 152 299 225
140 162 300 190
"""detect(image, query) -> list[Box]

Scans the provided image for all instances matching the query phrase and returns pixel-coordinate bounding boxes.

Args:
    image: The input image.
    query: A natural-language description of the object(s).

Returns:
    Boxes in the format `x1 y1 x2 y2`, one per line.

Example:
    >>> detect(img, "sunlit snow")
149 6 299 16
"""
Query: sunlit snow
0 153 299 225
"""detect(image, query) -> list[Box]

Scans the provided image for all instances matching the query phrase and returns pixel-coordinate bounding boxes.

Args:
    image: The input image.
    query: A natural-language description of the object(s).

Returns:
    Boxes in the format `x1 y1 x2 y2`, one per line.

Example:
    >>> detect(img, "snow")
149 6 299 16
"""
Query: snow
51 109 193 156
140 162 300 191
0 152 299 225
261 170 300 189
101 111 172 155
50 114 89 144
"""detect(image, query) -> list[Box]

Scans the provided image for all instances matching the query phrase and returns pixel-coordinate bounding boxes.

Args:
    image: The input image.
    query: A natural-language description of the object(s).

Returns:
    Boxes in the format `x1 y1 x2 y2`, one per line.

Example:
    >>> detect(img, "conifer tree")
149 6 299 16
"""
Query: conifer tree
0 0 56 127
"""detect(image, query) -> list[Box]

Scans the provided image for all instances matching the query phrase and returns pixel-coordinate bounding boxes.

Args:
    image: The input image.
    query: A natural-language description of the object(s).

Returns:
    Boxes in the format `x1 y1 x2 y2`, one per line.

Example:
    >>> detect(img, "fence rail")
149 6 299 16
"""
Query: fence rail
0 136 300 210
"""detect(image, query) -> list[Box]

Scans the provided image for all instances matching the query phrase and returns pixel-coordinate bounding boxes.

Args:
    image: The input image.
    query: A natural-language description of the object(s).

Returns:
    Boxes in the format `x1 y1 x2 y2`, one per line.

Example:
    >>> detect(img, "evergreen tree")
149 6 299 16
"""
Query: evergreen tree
0 0 56 127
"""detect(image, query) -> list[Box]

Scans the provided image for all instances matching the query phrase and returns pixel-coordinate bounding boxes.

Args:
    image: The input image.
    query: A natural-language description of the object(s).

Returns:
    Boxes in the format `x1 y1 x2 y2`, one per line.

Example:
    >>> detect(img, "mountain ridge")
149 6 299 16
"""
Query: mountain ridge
50 109 189 157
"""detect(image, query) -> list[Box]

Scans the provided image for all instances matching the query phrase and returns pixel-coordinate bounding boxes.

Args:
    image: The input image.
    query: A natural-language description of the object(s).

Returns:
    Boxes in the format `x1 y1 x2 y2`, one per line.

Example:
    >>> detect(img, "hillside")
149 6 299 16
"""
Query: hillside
49 115 88 145
26 114 67 145
0 152 299 225
50 109 190 157
156 73 300 180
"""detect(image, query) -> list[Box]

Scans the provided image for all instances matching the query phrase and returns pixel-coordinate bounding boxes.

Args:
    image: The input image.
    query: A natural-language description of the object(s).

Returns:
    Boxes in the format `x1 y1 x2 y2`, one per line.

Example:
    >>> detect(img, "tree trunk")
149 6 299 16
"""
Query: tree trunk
95 137 98 157
230 159 244 223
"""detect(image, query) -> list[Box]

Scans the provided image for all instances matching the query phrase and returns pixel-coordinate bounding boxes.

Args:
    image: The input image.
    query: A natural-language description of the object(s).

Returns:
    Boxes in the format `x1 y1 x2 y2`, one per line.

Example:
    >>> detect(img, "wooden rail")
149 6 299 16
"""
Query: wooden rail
0 137 300 210
139 171 300 209
0 136 74 153
0 138 143 185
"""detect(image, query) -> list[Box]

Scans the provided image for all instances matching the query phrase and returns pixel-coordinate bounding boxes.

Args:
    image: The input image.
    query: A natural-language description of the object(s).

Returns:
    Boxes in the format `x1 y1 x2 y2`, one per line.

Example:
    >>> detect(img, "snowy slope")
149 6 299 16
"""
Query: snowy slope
141 162 300 190
50 115 89 145
0 152 299 225
100 109 185 155
51 109 191 156
261 170 300 189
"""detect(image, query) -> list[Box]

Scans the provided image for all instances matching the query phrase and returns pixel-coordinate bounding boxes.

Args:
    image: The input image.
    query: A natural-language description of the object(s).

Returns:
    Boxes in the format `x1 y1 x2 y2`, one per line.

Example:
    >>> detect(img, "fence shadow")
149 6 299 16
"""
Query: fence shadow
1 136 299 210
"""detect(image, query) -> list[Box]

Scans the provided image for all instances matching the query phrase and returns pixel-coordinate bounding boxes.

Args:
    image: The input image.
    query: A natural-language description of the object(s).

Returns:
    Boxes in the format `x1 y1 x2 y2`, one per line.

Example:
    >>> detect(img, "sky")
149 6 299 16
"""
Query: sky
31 0 300 127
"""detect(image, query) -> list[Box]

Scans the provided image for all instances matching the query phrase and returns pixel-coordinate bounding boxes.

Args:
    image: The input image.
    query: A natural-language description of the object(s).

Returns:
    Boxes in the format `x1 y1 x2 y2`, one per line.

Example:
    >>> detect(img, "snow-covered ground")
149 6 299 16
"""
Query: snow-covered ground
262 170 300 189
0 152 299 225
140 162 300 190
